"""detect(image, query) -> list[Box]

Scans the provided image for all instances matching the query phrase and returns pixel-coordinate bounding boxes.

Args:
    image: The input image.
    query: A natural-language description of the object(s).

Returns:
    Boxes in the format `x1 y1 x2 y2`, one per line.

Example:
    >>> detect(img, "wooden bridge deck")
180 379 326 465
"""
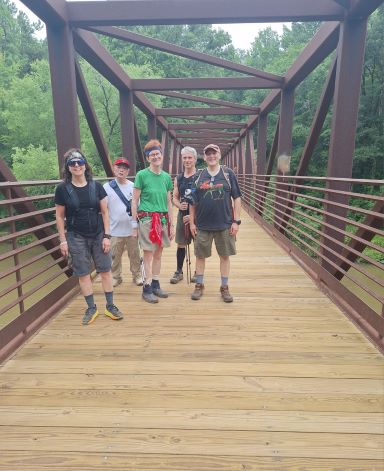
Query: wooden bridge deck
0 213 383 470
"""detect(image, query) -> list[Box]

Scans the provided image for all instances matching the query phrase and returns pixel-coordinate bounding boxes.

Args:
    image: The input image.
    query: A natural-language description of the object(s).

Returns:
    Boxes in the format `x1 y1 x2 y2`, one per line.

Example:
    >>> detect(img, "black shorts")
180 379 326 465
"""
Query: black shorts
67 231 111 276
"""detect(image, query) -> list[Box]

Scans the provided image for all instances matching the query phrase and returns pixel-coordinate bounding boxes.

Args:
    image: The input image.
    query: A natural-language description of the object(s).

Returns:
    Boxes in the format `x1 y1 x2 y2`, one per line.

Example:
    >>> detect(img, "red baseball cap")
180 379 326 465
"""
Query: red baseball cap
114 158 130 167
203 144 220 154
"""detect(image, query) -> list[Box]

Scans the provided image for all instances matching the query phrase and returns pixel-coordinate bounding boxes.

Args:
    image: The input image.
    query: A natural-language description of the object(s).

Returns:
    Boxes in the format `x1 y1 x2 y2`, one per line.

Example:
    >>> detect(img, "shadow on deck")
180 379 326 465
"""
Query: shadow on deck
0 214 383 470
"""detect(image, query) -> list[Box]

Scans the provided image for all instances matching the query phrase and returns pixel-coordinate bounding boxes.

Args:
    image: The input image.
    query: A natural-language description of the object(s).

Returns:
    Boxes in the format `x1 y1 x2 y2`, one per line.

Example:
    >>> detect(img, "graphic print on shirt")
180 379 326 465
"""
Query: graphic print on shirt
198 178 225 200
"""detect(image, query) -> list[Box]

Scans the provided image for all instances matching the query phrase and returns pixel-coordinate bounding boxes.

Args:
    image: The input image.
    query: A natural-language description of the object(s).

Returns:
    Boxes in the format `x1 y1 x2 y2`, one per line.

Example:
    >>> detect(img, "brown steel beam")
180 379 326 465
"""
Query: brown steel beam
348 0 384 18
73 29 133 90
156 107 258 117
134 120 145 167
86 26 283 82
175 132 240 138
169 123 245 130
171 116 247 126
133 77 281 91
75 61 113 177
20 0 67 27
321 18 368 276
147 115 157 140
67 1 345 26
148 90 259 111
120 90 136 174
47 25 81 166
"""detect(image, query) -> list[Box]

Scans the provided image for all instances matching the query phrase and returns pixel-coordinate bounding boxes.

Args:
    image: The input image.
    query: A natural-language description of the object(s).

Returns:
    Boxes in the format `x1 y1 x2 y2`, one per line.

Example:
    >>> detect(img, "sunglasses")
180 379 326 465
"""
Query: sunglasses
67 159 86 167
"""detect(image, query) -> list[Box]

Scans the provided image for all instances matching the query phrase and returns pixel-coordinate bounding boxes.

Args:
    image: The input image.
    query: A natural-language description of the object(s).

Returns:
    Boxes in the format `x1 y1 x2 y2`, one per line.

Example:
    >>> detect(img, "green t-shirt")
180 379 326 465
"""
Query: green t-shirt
134 168 173 213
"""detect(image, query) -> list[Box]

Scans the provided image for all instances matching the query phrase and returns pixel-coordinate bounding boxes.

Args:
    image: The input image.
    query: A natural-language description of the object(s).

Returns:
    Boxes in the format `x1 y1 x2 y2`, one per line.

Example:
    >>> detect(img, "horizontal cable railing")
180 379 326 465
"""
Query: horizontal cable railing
238 173 384 351
0 179 77 362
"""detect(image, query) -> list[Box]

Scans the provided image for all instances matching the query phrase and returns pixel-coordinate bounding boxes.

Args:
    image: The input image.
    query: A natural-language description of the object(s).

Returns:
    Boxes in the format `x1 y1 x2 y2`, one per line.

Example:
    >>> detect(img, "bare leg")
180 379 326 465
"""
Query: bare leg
195 257 205 276
143 250 154 283
99 270 113 292
219 256 230 277
78 275 93 296
152 246 164 277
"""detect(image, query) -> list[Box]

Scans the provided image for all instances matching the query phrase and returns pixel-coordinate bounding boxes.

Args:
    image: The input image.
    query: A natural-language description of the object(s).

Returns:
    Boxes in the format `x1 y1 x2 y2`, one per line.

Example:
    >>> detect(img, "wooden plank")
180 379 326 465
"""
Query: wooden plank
0 452 379 471
3 359 383 378
0 211 382 469
0 426 382 459
0 389 382 413
0 406 382 434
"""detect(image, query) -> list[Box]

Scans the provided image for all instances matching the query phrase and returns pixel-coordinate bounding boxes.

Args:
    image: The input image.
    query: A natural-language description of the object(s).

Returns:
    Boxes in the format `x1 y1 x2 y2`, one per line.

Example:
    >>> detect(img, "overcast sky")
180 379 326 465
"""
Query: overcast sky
14 0 287 50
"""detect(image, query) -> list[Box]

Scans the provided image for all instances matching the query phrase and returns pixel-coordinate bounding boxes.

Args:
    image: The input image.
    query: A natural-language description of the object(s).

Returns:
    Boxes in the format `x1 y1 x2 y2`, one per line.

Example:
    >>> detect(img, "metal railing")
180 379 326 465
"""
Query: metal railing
0 179 78 362
239 173 384 351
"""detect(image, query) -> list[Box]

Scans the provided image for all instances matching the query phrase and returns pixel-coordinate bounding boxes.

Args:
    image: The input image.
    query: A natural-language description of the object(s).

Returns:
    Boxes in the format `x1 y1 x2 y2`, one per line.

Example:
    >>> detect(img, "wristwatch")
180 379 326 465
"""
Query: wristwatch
103 233 112 239
233 220 241 225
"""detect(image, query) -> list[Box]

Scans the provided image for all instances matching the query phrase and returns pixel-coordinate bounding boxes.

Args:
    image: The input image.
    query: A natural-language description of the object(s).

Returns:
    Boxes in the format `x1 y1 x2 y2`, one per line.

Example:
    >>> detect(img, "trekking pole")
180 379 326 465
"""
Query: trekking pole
185 240 191 284
138 240 146 285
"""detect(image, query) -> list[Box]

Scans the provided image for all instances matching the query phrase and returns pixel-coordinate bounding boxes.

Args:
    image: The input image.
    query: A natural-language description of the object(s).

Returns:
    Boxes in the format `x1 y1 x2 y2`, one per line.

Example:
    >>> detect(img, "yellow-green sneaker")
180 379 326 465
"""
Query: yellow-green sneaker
105 304 124 320
82 306 99 325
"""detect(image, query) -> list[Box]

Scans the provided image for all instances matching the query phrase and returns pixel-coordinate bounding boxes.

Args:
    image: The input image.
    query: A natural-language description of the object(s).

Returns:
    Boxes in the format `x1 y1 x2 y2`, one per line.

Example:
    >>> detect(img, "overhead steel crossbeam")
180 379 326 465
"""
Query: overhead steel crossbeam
169 123 246 130
67 1 346 26
86 26 282 82
147 90 259 112
156 107 259 117
133 77 281 91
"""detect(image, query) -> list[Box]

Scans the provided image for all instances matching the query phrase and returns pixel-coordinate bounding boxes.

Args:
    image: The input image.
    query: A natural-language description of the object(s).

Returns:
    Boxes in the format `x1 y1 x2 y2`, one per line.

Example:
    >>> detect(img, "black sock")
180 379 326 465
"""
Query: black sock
84 294 95 309
176 247 185 272
105 291 113 307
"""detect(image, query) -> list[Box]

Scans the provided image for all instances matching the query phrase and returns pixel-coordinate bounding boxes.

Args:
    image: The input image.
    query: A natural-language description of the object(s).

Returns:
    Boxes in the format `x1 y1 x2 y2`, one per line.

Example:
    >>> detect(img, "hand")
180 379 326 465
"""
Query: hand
189 223 197 238
180 201 188 211
182 214 190 224
230 222 240 236
60 241 69 258
170 225 175 241
102 237 111 253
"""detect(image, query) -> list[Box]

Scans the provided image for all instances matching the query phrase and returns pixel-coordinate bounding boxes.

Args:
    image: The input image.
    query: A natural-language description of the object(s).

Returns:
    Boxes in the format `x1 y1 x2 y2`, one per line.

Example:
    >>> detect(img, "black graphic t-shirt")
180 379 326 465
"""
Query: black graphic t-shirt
191 167 241 231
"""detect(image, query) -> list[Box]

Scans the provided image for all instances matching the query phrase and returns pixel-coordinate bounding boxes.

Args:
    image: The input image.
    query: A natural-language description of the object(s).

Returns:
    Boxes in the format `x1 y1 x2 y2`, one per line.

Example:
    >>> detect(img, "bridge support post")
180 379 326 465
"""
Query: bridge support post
47 25 81 168
120 90 136 174
321 18 368 277
147 115 157 140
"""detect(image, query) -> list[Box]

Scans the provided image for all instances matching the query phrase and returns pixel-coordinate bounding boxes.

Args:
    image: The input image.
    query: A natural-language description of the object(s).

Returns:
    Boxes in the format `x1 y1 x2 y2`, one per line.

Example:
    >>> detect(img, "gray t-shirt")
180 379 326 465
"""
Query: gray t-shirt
104 179 135 237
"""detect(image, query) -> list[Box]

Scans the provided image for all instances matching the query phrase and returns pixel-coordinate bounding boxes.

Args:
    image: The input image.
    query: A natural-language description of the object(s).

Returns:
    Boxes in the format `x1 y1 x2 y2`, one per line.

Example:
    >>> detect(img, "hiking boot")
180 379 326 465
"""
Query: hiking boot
113 278 122 288
133 275 143 286
220 285 233 303
191 283 204 300
151 280 169 298
105 304 124 320
82 305 99 325
170 271 183 284
191 272 197 283
142 284 159 304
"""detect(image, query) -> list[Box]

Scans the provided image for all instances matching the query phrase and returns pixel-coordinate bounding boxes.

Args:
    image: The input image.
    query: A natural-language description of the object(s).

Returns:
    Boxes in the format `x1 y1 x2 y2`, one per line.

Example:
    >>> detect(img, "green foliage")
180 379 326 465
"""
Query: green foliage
12 145 59 181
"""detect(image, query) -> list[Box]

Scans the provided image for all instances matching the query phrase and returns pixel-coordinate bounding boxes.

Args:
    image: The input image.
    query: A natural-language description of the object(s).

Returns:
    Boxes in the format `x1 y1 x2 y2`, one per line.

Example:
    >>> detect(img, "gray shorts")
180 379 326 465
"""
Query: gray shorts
194 228 236 258
138 218 171 252
67 231 112 276
175 211 192 245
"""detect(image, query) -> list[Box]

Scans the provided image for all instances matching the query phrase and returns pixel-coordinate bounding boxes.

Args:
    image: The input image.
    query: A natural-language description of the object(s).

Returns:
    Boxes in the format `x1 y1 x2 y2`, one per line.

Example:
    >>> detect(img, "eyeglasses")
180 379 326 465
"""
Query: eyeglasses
67 159 86 167
148 152 162 158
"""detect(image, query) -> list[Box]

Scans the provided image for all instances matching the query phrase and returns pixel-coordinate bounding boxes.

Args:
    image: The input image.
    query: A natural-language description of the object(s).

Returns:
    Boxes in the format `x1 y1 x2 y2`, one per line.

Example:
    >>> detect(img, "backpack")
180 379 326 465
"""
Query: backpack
65 181 101 233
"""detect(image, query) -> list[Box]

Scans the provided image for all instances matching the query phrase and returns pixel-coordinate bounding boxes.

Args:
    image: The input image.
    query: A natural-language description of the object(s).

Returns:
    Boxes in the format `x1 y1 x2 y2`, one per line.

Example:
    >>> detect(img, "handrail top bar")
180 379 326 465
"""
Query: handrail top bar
249 175 384 185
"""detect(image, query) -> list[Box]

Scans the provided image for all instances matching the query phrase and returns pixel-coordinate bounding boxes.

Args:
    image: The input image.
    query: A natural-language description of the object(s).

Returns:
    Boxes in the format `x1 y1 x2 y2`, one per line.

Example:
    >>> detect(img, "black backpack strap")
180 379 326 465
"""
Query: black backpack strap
109 179 131 209
88 180 99 209
221 165 232 190
65 183 80 210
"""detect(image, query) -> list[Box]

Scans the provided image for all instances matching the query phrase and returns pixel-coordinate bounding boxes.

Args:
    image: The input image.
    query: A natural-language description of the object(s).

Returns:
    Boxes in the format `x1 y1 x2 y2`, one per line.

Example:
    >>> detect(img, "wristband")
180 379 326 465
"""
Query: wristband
103 234 112 239
131 221 138 229
60 241 68 245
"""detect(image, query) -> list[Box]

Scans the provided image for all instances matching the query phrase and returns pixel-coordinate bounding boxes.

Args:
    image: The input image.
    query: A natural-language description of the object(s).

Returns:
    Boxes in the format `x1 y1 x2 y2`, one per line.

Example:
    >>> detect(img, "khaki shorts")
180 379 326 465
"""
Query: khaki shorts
194 228 236 258
138 218 171 252
175 211 192 245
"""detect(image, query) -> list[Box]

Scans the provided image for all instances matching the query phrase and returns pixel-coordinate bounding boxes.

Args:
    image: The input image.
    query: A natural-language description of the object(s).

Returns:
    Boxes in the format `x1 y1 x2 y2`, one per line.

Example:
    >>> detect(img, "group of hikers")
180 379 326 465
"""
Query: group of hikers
55 139 242 325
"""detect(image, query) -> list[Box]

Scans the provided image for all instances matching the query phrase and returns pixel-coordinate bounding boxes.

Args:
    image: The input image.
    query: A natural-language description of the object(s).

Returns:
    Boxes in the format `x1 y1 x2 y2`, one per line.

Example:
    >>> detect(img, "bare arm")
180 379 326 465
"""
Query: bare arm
99 196 111 253
131 187 141 237
189 204 197 237
230 196 242 236
167 190 175 241
55 204 68 257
